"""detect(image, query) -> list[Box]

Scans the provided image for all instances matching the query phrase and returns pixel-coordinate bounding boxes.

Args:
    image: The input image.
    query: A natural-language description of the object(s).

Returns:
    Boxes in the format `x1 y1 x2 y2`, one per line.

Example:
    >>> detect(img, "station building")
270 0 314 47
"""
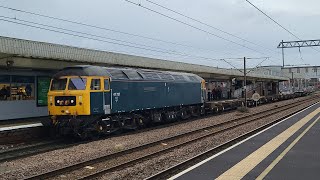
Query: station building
0 36 288 121
254 65 319 93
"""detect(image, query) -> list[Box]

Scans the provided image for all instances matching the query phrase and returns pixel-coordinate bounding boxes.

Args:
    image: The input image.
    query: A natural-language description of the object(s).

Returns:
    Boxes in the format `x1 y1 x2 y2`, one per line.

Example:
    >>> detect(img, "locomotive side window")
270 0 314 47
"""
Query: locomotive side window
90 79 101 90
104 79 110 90
68 77 87 90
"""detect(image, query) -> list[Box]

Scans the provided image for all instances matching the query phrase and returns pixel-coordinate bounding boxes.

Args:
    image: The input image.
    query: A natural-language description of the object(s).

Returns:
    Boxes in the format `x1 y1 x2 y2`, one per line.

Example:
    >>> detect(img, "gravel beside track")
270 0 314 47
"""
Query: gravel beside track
0 96 317 179
0 140 78 164
101 99 319 180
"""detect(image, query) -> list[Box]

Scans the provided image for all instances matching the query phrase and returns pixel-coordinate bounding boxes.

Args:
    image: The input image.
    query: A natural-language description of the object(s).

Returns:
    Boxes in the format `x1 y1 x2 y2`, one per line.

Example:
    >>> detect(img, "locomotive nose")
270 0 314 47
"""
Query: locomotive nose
48 93 87 116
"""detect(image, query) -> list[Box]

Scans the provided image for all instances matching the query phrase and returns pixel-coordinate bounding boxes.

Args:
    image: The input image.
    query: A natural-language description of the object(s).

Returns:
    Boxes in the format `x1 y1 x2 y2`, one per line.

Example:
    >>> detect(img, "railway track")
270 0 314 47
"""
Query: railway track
146 101 319 180
25 95 320 179
0 139 75 163
0 96 310 162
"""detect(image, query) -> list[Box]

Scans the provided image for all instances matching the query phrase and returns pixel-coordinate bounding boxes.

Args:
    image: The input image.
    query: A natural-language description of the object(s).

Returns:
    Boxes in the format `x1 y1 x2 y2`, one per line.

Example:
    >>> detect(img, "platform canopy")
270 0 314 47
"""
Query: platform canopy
0 36 288 81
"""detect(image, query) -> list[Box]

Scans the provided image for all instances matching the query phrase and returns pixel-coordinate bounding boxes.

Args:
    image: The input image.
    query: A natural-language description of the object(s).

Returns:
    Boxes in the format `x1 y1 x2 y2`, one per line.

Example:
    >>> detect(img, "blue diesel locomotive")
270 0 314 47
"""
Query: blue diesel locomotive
47 65 206 138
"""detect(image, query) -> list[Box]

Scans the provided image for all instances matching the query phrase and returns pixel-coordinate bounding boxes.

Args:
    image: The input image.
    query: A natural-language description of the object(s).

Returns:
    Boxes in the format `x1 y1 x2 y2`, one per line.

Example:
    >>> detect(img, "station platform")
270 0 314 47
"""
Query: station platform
0 118 44 132
0 123 42 132
170 103 320 180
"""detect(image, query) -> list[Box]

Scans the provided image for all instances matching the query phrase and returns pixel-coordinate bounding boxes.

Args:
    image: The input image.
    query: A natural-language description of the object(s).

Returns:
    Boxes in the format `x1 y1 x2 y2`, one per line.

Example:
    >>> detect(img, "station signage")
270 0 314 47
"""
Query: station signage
37 77 51 106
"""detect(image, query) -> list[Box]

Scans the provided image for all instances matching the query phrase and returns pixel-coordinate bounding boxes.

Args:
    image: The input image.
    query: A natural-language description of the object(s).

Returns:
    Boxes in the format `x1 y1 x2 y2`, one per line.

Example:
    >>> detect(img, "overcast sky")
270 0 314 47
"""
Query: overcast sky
0 0 319 68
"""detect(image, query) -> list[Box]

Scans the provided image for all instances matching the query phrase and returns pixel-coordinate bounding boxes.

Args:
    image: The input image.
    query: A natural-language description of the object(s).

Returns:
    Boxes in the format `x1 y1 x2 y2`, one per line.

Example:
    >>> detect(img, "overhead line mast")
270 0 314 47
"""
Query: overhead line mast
278 39 320 67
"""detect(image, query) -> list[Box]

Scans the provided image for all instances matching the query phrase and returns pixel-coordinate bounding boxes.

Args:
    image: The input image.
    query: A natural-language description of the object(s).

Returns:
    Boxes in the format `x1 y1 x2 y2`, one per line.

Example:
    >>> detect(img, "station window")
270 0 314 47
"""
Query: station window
297 68 300 73
0 75 35 101
90 79 101 90
314 67 318 73
0 75 10 101
305 67 309 73
104 79 110 90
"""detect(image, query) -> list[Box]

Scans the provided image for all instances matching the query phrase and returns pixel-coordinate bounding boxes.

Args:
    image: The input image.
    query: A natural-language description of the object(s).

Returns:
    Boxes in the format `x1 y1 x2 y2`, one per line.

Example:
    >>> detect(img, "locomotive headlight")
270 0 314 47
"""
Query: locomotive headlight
57 100 60 104
71 99 74 104
65 100 70 105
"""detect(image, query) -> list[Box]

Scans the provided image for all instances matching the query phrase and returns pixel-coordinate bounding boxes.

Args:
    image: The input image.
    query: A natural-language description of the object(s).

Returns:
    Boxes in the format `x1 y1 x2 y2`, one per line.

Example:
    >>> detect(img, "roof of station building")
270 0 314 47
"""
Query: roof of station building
0 36 288 81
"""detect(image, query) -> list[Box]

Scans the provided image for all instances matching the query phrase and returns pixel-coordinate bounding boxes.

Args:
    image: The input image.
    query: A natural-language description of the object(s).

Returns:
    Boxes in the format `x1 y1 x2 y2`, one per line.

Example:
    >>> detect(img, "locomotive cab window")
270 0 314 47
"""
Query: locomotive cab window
51 78 67 91
68 77 87 90
104 79 110 90
90 79 101 90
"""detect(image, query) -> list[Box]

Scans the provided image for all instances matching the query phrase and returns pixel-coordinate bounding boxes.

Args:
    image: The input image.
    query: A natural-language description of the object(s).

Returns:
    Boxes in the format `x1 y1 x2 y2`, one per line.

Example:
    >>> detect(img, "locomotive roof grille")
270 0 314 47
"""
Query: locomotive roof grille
106 69 129 79
188 76 198 81
158 73 175 81
53 66 110 79
171 74 185 81
139 71 161 80
122 70 143 80
53 65 202 82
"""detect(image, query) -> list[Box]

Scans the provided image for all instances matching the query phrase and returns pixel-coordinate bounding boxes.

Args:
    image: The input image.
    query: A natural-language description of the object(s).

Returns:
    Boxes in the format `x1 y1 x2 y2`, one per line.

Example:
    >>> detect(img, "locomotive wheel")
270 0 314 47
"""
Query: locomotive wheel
191 107 200 117
180 110 189 120
133 114 145 129
214 107 219 113
200 106 205 116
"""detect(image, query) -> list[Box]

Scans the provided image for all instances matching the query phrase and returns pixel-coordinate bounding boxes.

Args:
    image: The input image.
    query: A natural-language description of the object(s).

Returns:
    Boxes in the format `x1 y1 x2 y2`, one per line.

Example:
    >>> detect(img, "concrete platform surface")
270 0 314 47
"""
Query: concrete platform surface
0 123 43 132
170 102 320 180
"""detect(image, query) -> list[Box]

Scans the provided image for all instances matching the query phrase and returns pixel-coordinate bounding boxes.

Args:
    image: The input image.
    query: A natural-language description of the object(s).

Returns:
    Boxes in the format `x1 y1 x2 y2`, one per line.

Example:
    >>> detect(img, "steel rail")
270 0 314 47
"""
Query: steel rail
25 96 318 179
0 139 74 163
145 101 320 180
76 98 318 180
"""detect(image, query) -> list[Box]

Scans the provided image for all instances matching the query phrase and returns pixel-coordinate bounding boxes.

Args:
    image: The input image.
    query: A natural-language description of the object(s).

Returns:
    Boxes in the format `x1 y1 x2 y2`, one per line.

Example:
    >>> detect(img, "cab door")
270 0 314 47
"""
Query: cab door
90 78 103 114
103 78 111 114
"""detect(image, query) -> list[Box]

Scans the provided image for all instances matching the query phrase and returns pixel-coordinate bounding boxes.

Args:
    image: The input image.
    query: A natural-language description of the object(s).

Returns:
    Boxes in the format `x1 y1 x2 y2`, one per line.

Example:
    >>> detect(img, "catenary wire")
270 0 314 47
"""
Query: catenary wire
0 4 240 57
124 0 275 57
0 4 280 66
0 18 214 59
145 0 281 55
298 47 305 63
245 0 320 55
0 4 282 68
0 17 258 69
0 15 277 67
247 57 270 74
0 15 192 57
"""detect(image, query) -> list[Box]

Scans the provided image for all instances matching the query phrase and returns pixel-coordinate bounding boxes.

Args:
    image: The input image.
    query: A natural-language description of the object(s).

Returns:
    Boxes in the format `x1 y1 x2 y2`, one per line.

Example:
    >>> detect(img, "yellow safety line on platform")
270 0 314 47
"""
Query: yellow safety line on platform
215 108 320 180
257 115 320 179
